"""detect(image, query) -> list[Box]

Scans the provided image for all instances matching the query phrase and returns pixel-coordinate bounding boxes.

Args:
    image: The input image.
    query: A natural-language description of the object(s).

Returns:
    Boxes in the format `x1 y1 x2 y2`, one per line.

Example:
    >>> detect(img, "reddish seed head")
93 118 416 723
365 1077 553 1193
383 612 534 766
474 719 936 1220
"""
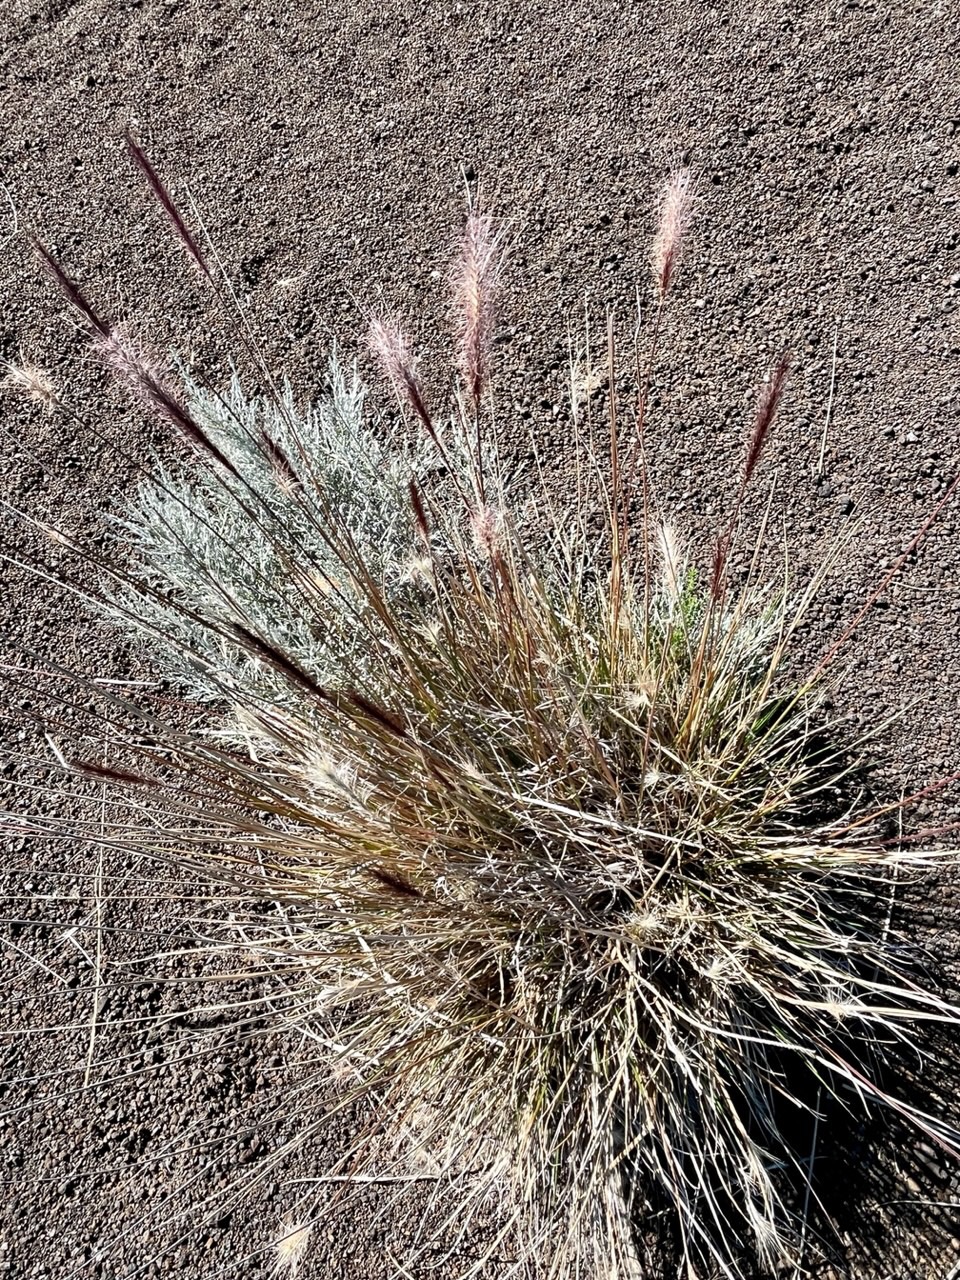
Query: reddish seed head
124 130 212 280
368 316 416 393
31 238 112 338
368 316 436 439
346 690 408 740
95 330 242 479
651 168 696 300
744 351 791 486
32 240 238 476
260 427 301 491
408 478 431 542
70 759 160 788
367 865 422 897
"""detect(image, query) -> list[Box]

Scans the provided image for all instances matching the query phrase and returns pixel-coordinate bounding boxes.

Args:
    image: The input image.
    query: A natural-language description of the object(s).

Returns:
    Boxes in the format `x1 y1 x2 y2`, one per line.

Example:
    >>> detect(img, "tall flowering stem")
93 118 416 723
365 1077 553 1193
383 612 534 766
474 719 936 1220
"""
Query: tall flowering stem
623 168 695 640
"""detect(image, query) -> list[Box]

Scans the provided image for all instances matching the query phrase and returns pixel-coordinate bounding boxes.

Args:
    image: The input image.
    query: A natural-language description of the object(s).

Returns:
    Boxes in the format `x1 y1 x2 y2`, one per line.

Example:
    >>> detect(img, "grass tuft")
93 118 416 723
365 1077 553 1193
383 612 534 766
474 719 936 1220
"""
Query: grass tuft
6 159 960 1279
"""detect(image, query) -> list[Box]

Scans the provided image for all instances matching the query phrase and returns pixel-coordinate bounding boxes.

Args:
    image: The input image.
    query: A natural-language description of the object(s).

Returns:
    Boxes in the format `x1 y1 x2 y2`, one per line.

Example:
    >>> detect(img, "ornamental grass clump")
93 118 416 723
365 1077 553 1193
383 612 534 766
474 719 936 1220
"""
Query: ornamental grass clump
7 148 960 1279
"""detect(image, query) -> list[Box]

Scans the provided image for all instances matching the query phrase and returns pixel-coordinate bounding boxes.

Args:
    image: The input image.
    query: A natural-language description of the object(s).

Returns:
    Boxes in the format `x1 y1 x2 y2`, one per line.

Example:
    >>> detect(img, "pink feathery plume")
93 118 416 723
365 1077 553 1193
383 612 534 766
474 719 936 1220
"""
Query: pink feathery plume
368 317 436 441
125 130 212 280
452 209 500 408
35 239 239 478
469 503 503 557
96 331 242 480
33 240 241 483
651 168 696 300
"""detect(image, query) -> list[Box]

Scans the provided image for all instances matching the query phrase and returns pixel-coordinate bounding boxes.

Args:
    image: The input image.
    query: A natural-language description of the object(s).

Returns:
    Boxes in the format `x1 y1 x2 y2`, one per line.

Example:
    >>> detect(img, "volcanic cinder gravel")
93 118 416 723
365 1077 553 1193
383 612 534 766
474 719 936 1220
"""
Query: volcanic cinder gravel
2 2 960 1277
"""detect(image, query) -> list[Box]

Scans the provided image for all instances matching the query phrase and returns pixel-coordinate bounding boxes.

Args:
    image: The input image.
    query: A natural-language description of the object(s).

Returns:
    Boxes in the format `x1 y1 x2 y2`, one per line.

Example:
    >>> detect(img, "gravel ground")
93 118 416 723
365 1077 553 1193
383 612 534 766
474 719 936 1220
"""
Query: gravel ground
2 0 960 1276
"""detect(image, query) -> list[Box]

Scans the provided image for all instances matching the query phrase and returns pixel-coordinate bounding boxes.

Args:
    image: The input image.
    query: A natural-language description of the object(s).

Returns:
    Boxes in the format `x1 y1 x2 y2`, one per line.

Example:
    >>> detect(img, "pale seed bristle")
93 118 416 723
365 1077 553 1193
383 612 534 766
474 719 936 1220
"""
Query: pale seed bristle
3 359 58 413
271 1218 312 1280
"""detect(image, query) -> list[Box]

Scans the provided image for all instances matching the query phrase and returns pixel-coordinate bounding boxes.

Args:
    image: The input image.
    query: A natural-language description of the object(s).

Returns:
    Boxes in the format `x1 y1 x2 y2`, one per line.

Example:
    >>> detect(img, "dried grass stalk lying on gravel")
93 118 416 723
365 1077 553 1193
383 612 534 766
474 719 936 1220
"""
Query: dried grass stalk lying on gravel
6 156 960 1280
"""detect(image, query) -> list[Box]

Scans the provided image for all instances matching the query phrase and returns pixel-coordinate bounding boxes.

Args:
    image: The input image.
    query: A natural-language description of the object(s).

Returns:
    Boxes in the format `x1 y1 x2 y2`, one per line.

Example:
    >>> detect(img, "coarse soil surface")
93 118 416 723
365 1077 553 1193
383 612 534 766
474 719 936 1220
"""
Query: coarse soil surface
2 1 960 1277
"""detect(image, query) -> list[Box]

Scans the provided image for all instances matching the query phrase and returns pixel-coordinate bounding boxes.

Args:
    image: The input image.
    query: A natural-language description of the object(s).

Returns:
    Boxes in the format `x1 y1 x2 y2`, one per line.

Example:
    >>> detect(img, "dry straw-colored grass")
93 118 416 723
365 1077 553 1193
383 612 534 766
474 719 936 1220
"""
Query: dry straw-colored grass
5 146 960 1279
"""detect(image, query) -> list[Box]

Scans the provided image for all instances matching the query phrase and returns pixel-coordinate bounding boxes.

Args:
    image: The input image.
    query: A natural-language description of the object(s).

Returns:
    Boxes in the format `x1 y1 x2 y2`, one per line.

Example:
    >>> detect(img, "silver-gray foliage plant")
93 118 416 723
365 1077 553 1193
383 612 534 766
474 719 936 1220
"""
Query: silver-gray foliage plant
111 355 462 721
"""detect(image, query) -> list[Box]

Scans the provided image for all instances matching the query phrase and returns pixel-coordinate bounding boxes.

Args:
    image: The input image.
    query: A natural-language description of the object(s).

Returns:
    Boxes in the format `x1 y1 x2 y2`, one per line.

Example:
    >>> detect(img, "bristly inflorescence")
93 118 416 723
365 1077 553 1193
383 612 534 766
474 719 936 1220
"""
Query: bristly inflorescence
7 157 960 1280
